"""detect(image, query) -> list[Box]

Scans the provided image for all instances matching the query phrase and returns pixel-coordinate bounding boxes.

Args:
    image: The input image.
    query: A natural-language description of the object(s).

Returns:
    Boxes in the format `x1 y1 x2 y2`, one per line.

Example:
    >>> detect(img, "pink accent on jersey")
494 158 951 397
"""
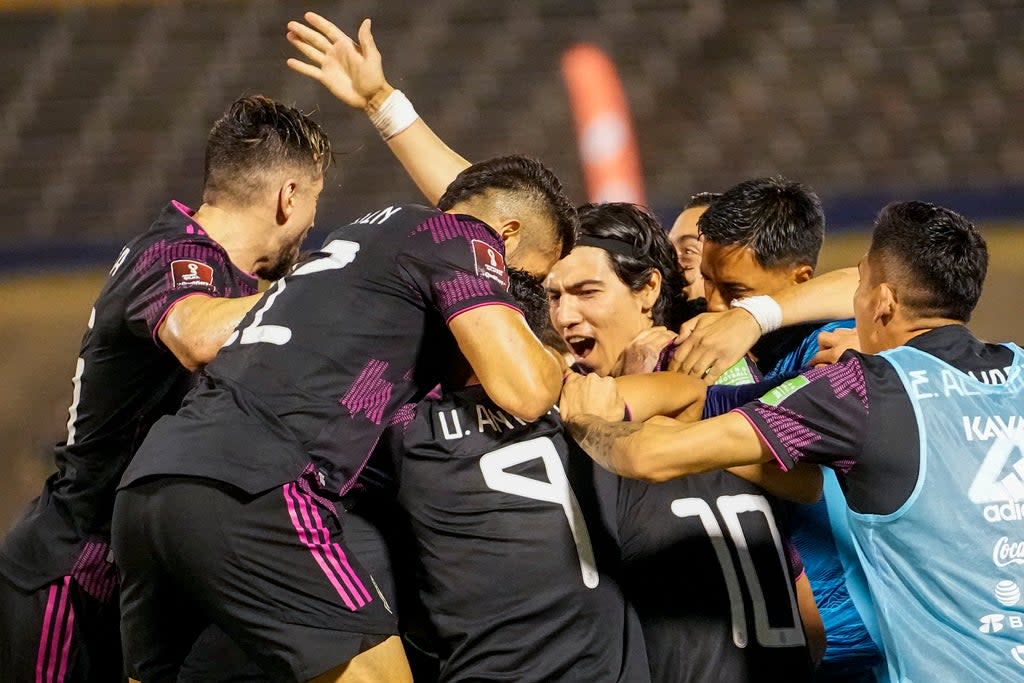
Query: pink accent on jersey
388 403 417 430
340 359 393 425
445 301 523 326
171 200 193 218
70 540 116 603
282 483 371 611
149 292 213 347
35 576 75 683
750 403 824 467
804 357 870 411
435 271 497 311
413 213 502 249
732 409 789 472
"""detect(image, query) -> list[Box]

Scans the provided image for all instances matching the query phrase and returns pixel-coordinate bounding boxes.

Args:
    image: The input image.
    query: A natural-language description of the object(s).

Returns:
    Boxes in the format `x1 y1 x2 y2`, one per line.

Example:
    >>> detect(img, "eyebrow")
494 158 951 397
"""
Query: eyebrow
546 279 605 293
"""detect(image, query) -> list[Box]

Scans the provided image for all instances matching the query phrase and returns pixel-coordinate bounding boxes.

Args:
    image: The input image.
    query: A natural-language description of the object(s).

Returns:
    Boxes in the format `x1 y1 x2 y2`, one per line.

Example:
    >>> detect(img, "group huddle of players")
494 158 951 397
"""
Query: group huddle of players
2 11 1022 683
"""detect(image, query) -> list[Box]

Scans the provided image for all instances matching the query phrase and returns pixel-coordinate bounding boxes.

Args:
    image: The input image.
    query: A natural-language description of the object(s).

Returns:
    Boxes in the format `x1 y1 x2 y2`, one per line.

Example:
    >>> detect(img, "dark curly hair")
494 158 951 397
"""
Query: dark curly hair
577 202 687 329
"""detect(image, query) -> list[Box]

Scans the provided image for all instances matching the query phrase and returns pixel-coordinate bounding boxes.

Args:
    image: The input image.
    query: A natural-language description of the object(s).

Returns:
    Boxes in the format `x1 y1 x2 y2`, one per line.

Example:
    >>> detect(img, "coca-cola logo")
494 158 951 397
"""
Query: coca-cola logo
993 536 1024 567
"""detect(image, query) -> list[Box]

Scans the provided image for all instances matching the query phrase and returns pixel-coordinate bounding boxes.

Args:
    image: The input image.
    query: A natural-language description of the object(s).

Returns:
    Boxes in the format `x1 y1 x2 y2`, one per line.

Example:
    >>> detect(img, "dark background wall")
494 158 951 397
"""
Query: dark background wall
2 0 1023 529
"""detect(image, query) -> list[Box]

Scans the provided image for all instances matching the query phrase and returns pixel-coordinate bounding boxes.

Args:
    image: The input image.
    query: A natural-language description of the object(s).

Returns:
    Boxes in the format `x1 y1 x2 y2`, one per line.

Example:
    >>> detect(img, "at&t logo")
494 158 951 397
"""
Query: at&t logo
995 580 1022 607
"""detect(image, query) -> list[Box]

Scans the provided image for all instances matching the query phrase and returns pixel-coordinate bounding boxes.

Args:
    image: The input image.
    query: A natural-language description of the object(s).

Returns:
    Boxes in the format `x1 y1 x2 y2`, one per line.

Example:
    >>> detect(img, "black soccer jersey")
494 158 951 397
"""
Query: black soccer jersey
373 384 649 682
0 201 257 591
735 324 1016 515
609 471 813 683
121 205 521 497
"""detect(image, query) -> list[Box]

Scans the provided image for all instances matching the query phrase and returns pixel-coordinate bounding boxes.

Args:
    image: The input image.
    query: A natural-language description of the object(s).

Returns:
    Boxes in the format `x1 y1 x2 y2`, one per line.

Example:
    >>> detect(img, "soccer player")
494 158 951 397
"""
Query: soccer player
112 154 577 683
697 177 855 376
691 177 881 679
286 18 823 679
562 201 1024 681
365 268 650 682
546 203 820 681
667 191 719 317
0 95 330 683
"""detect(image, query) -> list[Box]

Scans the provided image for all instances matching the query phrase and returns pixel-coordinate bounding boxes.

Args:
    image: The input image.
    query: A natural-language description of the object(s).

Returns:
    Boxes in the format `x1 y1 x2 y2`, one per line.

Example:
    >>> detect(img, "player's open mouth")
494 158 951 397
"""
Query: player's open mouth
566 335 596 360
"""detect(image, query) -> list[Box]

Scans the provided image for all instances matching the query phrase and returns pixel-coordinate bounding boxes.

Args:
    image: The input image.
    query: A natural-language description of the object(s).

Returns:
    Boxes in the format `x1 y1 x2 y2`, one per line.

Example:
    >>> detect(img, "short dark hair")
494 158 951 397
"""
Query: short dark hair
204 95 331 206
697 176 824 269
508 267 552 337
685 191 722 210
869 201 988 322
437 155 578 258
578 202 687 329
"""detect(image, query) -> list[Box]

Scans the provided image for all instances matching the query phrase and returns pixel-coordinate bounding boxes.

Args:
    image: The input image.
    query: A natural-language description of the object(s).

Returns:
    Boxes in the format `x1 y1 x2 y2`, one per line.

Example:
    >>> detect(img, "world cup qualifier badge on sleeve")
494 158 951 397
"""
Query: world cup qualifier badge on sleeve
472 240 509 290
170 260 215 290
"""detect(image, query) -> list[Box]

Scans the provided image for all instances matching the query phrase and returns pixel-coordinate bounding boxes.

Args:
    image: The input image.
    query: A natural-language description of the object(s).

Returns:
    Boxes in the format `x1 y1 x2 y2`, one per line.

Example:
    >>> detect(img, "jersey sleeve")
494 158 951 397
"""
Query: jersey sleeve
124 240 238 344
785 536 805 581
702 373 798 418
397 213 520 323
792 319 857 370
733 355 869 474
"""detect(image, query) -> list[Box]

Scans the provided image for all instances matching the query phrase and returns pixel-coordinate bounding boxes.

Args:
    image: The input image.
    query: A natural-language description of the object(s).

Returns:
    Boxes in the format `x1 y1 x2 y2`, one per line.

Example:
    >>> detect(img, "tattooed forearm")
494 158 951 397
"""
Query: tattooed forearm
566 415 643 474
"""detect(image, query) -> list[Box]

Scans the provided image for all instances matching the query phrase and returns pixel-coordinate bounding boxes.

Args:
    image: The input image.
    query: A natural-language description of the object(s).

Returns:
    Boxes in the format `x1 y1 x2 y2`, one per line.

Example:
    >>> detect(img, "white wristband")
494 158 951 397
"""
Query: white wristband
367 90 418 141
730 295 783 335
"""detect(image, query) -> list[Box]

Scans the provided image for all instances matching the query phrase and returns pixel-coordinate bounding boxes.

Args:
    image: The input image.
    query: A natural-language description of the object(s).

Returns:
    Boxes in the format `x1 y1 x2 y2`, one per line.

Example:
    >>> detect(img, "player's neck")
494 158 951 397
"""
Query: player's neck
879 316 965 353
444 202 504 241
191 202 271 275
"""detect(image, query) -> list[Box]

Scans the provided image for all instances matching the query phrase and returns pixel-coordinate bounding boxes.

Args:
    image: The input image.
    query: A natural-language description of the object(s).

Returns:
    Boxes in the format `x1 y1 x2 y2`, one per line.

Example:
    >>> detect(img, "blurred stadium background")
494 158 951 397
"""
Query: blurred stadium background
2 0 1023 529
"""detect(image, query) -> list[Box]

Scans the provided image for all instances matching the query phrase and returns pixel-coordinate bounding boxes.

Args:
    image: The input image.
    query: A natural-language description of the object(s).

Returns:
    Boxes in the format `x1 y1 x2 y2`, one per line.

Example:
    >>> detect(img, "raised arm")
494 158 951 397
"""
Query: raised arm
670 266 859 381
286 13 471 204
157 293 261 371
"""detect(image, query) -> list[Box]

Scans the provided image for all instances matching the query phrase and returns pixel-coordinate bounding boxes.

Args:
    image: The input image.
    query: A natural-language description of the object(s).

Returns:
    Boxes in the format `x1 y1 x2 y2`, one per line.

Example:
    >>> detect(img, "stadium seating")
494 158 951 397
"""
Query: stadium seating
0 0 1021 244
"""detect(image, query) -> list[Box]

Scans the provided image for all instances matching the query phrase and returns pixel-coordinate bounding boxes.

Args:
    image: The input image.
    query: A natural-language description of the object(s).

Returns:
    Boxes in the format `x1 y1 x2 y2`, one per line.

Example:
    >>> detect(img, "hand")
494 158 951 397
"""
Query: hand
286 14 391 111
612 326 679 376
668 309 761 384
809 327 860 367
560 373 626 424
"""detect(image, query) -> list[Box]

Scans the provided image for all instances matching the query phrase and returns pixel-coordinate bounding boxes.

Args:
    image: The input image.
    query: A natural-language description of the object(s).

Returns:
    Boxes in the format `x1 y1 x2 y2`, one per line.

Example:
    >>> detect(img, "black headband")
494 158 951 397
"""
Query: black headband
574 234 640 259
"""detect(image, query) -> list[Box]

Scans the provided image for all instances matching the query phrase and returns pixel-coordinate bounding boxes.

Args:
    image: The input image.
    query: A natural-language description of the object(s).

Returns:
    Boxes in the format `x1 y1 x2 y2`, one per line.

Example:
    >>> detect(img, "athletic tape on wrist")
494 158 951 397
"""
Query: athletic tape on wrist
730 295 783 335
368 90 418 140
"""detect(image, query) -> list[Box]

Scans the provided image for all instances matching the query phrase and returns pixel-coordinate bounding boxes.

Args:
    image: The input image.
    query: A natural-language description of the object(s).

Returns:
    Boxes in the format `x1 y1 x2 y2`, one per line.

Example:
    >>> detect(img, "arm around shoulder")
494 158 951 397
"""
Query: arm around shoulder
448 304 563 421
776 266 858 326
566 411 772 483
157 293 261 371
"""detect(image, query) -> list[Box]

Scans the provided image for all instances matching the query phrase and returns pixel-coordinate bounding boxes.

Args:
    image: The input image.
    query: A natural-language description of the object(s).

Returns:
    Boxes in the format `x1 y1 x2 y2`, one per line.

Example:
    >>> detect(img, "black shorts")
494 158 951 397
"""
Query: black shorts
112 474 397 682
0 572 123 683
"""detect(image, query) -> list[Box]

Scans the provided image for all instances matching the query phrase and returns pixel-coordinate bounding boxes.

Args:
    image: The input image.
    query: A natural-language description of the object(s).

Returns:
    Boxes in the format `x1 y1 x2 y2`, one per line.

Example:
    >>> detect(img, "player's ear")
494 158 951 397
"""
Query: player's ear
496 219 521 242
790 264 814 285
276 178 299 225
495 219 522 253
638 268 662 314
874 282 897 325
